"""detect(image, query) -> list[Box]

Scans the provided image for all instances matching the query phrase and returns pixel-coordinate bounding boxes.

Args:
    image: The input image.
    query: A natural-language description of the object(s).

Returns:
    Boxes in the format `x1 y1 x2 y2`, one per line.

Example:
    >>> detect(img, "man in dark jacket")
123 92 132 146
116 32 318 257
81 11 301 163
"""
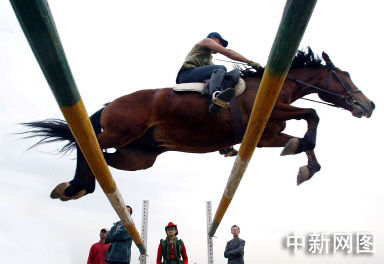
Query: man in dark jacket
224 225 245 264
105 205 133 264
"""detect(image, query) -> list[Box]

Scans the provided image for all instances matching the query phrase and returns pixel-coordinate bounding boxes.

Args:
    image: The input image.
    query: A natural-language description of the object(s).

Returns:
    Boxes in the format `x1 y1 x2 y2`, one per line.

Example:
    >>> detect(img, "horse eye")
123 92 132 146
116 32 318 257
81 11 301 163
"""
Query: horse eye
343 71 350 78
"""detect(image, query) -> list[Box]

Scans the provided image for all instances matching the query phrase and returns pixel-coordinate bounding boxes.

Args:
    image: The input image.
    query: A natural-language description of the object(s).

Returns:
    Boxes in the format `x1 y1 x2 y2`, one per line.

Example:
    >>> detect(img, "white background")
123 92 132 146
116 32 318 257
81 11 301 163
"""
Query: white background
0 0 383 263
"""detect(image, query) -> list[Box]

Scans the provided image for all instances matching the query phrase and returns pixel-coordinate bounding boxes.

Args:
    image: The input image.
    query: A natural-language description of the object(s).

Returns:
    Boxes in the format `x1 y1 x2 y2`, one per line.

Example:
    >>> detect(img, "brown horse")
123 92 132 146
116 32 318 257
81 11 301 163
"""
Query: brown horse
23 49 375 201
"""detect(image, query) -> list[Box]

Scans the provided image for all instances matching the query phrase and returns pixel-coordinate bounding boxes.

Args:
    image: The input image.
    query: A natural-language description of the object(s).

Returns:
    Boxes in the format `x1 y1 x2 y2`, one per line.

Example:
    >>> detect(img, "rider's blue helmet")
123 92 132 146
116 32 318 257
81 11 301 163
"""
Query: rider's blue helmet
207 32 228 47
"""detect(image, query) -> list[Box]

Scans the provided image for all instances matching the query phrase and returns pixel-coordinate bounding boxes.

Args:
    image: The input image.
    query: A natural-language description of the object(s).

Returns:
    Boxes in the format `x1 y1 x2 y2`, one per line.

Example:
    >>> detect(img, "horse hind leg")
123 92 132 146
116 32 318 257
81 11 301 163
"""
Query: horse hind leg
51 149 95 201
104 143 163 171
297 149 321 185
50 130 148 201
50 120 154 201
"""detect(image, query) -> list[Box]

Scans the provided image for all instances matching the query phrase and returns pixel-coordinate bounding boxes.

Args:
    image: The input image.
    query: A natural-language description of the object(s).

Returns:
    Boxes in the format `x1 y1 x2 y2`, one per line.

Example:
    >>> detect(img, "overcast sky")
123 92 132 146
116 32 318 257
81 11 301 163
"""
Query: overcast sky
1 0 383 263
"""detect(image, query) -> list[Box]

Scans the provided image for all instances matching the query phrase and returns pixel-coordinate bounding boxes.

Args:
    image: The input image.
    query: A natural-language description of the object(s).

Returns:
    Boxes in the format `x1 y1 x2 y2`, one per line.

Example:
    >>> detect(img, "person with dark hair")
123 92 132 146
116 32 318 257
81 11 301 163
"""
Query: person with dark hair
224 225 245 264
87 228 110 264
176 32 260 114
156 222 188 264
105 206 133 264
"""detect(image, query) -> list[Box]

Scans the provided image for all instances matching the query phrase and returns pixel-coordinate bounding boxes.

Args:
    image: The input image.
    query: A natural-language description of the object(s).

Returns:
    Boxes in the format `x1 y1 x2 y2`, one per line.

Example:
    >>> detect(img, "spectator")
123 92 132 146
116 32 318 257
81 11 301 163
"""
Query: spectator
105 206 133 264
224 225 245 264
156 222 188 264
87 228 110 264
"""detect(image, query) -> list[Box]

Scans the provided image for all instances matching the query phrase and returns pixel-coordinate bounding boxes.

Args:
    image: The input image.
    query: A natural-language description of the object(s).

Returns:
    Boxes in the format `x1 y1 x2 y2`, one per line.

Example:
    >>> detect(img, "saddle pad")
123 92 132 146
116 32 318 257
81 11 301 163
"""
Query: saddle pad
172 78 246 97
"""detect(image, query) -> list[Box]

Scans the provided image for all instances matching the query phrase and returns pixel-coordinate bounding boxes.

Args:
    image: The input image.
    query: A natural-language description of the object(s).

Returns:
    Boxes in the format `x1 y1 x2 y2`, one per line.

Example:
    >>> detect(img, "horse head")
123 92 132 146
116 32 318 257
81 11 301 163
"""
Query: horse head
317 52 375 118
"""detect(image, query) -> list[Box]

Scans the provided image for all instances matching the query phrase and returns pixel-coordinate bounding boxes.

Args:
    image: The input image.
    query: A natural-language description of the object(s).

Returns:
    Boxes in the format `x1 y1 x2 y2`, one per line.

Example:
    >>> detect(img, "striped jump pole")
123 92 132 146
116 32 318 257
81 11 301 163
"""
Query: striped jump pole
208 0 318 237
10 0 146 254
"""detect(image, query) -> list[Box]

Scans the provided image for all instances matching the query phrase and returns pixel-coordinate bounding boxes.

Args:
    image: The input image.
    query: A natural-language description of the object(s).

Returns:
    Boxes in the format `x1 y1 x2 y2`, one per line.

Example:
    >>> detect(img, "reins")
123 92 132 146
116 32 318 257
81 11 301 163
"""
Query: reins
286 66 362 108
214 58 249 65
298 97 339 107
214 58 361 109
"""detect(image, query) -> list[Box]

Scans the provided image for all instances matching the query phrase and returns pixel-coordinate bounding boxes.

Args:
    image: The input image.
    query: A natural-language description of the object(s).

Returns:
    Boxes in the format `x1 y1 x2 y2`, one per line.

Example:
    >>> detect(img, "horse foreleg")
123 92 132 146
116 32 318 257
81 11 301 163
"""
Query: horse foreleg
260 128 321 185
297 150 321 185
269 103 319 155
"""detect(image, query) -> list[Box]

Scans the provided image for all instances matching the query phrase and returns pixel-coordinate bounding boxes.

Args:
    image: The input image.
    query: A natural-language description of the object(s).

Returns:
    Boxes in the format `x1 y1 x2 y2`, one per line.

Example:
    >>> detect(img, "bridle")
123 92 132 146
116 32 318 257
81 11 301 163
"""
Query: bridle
219 57 363 108
286 65 362 107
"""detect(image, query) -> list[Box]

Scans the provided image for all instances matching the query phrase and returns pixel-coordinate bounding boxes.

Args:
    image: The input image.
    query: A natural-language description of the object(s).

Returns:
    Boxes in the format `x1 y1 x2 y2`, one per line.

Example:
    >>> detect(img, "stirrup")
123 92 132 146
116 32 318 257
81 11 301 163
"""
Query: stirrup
212 91 230 108
209 88 235 114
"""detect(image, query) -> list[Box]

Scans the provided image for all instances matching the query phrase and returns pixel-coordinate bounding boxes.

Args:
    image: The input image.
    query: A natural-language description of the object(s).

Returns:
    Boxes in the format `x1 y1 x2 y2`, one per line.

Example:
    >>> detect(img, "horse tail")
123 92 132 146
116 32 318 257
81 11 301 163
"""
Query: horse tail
21 107 105 153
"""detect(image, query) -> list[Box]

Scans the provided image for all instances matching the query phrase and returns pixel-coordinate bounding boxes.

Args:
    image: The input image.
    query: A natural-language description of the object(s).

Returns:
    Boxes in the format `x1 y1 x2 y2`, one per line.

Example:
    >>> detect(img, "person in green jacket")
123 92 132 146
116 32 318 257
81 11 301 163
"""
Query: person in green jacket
156 222 188 264
105 205 133 264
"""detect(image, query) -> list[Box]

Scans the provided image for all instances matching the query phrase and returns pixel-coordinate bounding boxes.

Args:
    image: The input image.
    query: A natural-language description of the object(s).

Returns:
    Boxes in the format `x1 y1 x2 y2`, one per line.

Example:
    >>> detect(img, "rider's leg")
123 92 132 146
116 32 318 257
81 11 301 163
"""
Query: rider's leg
208 68 226 95
208 69 236 114
221 69 241 90
177 65 227 83
176 65 235 113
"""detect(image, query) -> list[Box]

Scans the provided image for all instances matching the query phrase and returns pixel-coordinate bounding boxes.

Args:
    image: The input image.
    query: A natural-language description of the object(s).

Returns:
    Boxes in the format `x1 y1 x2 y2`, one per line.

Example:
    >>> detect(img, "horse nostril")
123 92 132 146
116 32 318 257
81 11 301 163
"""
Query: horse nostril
371 101 376 110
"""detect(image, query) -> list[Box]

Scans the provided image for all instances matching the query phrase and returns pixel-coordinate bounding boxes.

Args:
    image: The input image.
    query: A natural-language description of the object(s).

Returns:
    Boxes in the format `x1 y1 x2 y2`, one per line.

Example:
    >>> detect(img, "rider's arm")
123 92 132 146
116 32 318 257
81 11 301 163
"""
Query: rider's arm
198 38 253 64
228 239 245 257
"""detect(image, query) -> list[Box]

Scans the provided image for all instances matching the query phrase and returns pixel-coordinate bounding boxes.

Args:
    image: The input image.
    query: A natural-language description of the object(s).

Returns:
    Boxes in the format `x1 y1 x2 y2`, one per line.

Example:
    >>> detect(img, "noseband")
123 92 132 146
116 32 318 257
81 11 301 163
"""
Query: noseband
287 66 362 106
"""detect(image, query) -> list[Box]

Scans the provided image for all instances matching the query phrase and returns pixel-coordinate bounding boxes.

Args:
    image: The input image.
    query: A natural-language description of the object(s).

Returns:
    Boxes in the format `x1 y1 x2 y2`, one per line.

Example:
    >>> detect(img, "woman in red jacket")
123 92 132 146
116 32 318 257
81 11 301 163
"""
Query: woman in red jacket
156 222 188 264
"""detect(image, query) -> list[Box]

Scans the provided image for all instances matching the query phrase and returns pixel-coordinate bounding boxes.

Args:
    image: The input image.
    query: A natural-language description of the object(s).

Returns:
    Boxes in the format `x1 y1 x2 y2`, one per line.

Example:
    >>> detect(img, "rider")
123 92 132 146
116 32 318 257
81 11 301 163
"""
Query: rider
176 32 260 114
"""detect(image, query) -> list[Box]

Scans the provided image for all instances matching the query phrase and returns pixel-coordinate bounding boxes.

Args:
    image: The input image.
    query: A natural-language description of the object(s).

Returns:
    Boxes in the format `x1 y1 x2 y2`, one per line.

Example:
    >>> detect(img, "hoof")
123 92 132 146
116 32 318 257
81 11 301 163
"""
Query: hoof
51 182 70 200
220 147 238 157
297 166 311 185
50 182 87 201
281 138 300 156
224 149 238 157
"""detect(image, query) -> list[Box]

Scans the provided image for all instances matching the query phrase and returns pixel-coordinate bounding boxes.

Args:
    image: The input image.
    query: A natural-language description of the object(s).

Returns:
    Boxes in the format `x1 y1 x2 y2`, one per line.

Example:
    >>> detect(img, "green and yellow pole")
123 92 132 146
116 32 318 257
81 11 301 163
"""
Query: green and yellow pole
10 0 146 254
208 0 317 237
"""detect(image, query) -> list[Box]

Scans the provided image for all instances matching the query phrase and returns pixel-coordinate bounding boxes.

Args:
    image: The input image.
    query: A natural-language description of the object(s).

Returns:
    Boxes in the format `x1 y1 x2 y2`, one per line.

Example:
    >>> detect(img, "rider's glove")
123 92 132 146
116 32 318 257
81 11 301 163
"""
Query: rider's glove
247 60 262 68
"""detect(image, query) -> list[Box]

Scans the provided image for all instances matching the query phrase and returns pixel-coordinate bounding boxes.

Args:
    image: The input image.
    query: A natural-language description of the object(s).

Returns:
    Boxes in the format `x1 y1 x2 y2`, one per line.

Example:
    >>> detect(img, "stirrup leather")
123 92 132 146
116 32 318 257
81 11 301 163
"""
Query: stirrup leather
212 91 230 108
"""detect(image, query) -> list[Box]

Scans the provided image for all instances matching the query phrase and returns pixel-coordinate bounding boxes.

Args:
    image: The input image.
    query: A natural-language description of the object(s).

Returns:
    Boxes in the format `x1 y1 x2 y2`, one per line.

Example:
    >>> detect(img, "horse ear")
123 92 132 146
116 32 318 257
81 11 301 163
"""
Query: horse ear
322 51 334 67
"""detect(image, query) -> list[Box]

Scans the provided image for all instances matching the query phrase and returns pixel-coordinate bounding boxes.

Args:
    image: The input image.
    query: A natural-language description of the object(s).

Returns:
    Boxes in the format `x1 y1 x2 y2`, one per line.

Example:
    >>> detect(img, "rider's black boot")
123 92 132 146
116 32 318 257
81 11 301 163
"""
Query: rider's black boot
208 69 235 114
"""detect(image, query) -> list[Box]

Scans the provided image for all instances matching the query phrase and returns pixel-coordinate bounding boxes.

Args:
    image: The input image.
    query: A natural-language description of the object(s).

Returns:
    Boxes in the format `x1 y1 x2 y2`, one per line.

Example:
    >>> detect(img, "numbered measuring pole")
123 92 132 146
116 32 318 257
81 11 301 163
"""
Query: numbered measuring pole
206 201 214 264
140 200 149 264
9 0 146 253
209 0 318 237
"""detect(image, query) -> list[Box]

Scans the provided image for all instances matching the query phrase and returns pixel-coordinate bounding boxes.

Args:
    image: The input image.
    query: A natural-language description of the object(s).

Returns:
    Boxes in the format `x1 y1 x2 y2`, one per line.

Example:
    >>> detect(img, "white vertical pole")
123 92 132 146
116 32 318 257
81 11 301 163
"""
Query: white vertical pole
206 201 214 264
140 200 149 264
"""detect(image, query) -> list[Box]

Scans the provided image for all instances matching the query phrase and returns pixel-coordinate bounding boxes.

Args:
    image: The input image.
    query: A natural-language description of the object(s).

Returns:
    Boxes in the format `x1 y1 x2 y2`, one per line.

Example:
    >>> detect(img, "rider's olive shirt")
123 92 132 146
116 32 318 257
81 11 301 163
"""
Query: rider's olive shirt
181 44 213 69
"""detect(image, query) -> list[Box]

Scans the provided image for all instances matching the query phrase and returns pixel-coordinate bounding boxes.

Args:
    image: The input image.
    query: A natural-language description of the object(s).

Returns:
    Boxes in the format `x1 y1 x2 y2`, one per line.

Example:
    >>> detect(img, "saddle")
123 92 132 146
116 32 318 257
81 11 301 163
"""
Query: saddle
172 78 246 98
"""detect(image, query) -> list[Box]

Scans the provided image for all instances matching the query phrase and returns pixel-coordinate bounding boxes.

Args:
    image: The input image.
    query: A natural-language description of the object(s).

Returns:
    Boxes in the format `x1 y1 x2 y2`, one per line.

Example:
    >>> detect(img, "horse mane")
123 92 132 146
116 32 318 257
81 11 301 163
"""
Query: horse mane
238 47 323 78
